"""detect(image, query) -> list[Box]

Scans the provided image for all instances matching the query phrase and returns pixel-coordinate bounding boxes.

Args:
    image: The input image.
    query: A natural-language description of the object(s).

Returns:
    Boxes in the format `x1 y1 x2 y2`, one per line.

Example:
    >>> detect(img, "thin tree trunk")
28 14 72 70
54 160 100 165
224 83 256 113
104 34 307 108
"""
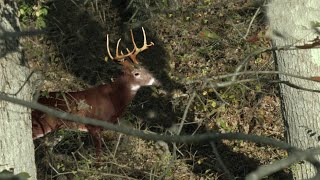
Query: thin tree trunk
268 1 320 179
0 1 37 179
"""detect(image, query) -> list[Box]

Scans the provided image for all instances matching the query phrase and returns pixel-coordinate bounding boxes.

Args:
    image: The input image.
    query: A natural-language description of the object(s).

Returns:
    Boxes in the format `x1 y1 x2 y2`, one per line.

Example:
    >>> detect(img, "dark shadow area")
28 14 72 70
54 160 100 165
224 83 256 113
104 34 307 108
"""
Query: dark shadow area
35 0 184 128
129 33 186 128
42 0 114 84
185 141 292 179
172 122 293 179
21 0 291 179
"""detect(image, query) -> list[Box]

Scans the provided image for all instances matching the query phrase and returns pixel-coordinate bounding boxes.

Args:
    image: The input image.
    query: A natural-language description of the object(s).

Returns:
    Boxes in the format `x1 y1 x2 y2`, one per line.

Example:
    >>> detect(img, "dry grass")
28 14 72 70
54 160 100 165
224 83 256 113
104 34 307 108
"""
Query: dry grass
19 0 290 179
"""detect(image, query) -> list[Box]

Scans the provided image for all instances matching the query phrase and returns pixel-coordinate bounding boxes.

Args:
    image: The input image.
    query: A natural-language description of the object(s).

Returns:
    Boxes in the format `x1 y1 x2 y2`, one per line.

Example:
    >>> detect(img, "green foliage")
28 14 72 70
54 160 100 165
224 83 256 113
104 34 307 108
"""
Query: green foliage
311 21 320 28
18 1 48 29
40 90 49 98
216 117 232 132
0 169 31 180
199 30 221 41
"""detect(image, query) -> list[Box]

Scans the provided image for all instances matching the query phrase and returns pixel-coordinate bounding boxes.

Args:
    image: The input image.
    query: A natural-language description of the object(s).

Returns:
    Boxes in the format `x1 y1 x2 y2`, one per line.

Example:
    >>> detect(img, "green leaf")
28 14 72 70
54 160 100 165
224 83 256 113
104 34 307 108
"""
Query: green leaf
35 11 41 17
19 9 25 15
311 21 320 28
211 100 217 108
40 8 48 16
199 30 220 41
36 17 46 29
17 172 31 179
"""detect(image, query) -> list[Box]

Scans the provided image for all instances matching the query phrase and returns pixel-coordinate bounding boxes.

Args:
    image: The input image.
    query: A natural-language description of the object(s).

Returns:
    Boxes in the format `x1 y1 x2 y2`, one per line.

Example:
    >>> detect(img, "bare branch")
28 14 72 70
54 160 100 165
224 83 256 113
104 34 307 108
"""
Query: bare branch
0 92 295 150
186 70 320 85
246 148 320 180
231 44 320 82
243 7 261 39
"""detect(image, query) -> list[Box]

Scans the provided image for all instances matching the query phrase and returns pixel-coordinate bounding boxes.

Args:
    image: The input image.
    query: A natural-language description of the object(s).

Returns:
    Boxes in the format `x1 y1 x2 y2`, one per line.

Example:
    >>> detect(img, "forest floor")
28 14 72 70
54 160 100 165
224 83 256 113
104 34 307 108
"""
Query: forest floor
18 0 290 179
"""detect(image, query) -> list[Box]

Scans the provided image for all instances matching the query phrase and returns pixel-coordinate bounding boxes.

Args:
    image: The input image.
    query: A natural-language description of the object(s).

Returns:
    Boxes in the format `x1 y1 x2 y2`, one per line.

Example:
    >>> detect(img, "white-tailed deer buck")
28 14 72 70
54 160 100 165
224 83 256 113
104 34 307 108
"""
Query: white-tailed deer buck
32 27 159 155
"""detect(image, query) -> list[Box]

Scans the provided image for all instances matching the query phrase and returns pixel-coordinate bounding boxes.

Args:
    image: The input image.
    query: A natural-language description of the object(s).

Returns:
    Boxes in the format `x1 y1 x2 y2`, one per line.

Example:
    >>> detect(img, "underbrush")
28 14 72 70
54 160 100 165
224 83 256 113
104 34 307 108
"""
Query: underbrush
19 0 289 179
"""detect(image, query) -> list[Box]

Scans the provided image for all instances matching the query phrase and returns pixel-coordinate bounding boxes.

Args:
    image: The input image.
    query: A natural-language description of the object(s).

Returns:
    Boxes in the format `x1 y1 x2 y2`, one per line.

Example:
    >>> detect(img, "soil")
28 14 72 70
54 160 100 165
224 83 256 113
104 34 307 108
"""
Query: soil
19 0 290 179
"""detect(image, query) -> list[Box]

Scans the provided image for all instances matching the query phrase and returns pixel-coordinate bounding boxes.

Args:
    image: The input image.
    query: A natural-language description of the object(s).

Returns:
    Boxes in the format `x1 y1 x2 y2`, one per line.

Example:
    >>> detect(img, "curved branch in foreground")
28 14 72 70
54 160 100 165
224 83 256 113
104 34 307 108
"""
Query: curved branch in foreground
246 148 320 180
0 92 295 150
232 43 308 82
186 70 320 85
6 92 320 179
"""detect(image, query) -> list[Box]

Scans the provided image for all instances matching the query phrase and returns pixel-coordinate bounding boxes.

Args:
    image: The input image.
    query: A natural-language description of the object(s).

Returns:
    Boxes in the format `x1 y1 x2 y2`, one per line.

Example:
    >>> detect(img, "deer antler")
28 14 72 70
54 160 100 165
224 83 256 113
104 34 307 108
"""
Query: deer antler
106 27 154 67
106 35 134 67
128 27 154 64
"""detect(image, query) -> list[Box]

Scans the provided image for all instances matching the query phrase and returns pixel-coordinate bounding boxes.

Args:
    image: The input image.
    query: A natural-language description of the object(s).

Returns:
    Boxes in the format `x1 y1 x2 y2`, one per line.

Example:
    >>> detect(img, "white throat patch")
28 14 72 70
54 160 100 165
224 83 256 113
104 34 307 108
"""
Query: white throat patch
147 78 155 85
131 84 141 91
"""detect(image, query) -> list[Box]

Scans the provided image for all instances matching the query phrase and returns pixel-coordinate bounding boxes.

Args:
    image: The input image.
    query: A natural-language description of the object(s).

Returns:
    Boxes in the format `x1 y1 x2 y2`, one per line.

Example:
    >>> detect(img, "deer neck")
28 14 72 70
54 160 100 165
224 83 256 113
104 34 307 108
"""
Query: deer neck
109 76 139 113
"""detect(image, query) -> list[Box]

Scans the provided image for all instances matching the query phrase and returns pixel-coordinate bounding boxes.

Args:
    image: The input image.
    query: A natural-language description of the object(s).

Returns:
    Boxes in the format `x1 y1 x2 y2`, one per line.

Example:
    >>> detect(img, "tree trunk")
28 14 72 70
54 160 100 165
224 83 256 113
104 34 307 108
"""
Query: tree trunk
0 1 37 179
268 1 320 179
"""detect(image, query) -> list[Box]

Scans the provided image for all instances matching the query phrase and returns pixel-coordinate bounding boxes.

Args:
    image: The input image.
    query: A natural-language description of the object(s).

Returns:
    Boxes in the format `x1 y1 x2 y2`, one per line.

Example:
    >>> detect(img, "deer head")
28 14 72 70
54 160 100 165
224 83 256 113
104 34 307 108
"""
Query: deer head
106 27 160 93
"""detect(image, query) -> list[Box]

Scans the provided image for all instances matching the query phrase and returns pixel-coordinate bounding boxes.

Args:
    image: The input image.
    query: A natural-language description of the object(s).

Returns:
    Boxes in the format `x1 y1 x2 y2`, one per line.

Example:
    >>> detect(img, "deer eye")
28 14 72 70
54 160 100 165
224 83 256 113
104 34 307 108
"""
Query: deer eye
134 72 140 76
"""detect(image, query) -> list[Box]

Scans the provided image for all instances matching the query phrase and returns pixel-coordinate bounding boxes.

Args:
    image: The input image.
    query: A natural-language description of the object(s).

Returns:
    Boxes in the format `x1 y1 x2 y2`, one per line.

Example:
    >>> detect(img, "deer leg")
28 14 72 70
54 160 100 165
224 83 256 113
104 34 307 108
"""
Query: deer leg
88 126 102 158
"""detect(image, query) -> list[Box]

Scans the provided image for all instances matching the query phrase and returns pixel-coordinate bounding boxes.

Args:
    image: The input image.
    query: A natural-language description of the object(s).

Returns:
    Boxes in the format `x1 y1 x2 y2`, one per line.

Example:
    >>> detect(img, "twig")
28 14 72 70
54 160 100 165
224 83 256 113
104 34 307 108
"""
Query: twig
49 161 75 179
113 133 122 157
178 91 196 134
210 142 235 179
78 169 138 180
71 152 79 170
185 70 320 93
243 7 261 40
48 162 59 174
212 78 258 88
101 138 128 176
76 151 89 161
211 77 320 94
158 143 177 179
6 71 36 96
191 94 206 135
127 9 139 23
246 148 320 180
273 80 320 93
70 0 80 8
232 45 292 82
159 91 196 178
211 86 229 105
51 171 75 178
186 71 319 84
215 70 320 82
124 0 135 12
231 37 320 83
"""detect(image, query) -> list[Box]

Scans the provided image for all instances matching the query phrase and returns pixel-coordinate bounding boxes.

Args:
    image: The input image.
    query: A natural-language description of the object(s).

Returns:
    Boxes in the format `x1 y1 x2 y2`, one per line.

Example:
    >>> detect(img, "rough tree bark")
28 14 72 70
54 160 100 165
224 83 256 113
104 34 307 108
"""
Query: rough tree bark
268 1 320 179
0 1 37 179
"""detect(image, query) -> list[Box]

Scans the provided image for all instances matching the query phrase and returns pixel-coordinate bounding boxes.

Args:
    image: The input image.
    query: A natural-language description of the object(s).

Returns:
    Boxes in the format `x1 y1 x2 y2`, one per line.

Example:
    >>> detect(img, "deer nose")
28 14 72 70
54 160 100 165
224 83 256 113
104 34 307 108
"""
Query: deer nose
147 77 161 86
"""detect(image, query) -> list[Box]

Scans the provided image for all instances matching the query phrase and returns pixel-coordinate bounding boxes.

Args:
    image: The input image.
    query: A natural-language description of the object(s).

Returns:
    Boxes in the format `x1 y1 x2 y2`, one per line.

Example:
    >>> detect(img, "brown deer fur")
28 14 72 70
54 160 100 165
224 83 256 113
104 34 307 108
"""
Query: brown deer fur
32 28 158 155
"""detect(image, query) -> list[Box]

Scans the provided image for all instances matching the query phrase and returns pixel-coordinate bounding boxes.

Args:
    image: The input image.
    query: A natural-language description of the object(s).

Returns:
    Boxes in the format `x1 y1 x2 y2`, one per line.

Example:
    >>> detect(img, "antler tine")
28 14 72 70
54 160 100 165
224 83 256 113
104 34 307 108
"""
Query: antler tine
106 34 134 64
129 27 154 64
130 29 138 52
106 28 154 66
141 27 155 50
116 38 122 58
106 34 114 60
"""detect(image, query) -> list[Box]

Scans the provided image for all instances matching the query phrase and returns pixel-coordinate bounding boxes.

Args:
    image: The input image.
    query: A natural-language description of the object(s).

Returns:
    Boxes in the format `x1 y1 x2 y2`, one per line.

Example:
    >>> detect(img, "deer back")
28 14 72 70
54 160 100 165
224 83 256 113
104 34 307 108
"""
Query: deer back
32 27 159 155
